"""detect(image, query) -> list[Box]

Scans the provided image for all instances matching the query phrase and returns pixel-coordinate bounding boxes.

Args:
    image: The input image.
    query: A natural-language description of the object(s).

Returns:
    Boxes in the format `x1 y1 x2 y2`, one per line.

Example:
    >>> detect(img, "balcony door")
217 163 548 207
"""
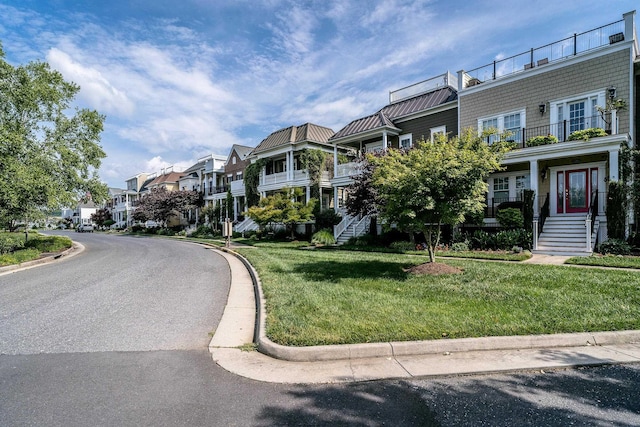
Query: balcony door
557 169 589 214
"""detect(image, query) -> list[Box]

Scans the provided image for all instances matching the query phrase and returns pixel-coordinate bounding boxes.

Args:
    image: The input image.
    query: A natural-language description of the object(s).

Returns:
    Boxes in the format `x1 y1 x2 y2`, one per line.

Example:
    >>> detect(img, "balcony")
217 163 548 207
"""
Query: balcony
487 115 609 148
464 19 625 86
335 162 361 178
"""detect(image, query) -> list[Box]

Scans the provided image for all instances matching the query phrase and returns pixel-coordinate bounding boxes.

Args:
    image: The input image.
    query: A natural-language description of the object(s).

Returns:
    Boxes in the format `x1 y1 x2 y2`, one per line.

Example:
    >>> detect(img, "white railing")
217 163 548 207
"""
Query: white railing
260 171 288 185
293 170 308 180
335 162 360 178
334 213 356 239
230 180 244 193
353 215 370 236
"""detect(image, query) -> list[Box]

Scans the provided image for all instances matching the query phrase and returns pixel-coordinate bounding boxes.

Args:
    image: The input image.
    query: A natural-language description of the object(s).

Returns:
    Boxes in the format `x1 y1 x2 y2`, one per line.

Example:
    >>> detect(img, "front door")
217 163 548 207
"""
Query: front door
564 169 589 213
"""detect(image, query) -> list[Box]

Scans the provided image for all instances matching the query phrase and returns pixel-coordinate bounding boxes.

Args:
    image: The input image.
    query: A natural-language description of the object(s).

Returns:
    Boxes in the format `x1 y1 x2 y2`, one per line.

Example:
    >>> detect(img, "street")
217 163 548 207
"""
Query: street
1 232 639 426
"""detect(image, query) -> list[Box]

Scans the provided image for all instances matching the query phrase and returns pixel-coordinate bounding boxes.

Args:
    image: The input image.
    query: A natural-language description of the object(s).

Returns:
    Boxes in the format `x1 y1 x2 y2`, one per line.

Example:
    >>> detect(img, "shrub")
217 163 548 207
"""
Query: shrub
496 208 524 229
607 181 627 240
314 209 342 231
311 229 336 245
389 241 416 252
346 234 380 247
567 127 607 141
471 230 496 250
25 235 72 252
495 229 532 250
598 239 631 255
189 225 215 238
0 235 25 254
526 135 559 147
450 241 470 252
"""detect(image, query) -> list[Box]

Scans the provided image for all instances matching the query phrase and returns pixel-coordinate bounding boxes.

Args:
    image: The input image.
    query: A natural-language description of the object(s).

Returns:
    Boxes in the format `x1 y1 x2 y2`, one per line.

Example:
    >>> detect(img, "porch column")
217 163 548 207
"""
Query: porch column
306 185 311 203
609 149 619 182
334 186 340 212
529 160 539 214
333 145 338 177
233 197 238 221
383 131 388 149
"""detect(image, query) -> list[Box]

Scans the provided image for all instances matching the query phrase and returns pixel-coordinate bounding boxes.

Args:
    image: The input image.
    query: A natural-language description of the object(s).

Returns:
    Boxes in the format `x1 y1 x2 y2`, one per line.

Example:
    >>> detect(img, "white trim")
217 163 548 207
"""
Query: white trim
478 108 526 142
549 161 606 217
399 133 412 149
430 125 446 142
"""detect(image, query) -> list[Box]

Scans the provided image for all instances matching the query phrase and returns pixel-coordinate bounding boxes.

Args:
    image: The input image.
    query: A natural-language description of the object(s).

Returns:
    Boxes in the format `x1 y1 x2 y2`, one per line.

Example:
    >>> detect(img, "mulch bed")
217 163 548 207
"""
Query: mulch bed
405 262 463 276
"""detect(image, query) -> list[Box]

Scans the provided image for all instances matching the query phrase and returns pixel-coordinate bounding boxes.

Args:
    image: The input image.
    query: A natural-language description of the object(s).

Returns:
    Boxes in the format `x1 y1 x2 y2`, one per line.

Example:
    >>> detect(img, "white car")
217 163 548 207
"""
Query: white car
77 224 94 232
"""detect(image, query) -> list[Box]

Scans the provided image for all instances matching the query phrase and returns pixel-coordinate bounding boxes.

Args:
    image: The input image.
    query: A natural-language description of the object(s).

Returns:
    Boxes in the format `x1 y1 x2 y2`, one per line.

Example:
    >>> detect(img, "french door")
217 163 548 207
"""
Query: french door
557 169 590 214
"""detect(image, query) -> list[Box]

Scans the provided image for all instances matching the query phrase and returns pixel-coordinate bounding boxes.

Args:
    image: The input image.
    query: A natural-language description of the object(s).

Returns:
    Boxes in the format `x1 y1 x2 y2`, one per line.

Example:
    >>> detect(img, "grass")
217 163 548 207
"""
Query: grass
566 254 640 269
234 243 640 347
0 233 72 266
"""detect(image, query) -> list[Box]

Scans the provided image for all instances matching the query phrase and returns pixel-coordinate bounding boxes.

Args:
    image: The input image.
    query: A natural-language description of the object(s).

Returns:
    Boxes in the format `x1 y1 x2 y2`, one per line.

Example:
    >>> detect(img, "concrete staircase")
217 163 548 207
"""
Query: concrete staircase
535 215 598 256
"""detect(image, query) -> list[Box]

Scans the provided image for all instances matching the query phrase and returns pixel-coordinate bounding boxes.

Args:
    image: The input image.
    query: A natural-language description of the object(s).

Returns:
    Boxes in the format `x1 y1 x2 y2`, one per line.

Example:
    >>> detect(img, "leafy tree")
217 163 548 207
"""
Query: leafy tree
90 207 111 228
0 42 108 233
246 188 315 238
344 158 381 236
132 188 199 227
369 129 510 262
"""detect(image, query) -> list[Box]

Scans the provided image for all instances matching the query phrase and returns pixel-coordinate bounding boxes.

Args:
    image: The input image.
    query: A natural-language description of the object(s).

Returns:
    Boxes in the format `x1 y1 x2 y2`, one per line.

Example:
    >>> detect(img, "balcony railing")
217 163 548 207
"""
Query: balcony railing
486 115 608 148
335 162 361 178
465 19 625 85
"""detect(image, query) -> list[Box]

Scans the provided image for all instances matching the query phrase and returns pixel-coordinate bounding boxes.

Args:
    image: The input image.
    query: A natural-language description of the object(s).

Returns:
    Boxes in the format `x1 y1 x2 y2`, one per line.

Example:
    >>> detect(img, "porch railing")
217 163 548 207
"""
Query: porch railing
484 197 525 218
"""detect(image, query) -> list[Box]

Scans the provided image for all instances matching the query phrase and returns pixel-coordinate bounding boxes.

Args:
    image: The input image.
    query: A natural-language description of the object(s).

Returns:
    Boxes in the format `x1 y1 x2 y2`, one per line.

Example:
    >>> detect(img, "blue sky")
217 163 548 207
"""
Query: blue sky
0 1 636 187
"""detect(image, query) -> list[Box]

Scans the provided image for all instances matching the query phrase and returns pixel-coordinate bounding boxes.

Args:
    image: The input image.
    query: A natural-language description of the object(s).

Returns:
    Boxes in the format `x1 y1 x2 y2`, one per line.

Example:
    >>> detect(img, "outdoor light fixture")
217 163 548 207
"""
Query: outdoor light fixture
538 103 546 115
608 86 617 99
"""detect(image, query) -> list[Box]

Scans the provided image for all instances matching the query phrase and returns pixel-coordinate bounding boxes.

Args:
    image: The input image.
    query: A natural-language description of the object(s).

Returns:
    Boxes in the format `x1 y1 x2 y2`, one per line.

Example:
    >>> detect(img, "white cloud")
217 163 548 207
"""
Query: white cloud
46 48 134 117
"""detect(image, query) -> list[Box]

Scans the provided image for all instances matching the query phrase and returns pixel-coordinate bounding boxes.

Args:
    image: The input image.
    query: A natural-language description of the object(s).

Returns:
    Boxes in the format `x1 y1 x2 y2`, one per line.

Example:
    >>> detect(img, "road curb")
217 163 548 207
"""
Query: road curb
210 244 640 363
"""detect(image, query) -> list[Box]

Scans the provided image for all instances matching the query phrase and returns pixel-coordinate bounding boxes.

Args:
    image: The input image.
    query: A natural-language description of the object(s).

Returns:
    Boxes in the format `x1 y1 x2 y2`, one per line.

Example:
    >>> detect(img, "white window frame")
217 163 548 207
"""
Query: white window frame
477 109 526 143
549 90 606 139
232 156 237 165
399 133 412 149
430 126 446 142
489 172 531 204
364 140 384 153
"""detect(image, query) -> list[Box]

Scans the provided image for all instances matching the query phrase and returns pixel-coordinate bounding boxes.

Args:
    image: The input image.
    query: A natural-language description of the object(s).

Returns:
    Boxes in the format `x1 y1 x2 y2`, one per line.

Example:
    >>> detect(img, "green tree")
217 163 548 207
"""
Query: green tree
90 207 112 229
246 188 315 238
0 42 108 232
369 129 510 262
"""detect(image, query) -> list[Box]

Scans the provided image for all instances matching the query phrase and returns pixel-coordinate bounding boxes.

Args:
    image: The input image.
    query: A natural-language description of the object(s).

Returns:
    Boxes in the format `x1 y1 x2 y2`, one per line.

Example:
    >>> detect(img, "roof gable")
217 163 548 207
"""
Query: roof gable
252 123 335 154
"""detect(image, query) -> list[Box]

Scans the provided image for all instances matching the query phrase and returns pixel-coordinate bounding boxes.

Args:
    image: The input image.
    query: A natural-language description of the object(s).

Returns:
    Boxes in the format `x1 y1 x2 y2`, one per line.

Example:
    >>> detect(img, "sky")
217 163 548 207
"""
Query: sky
0 1 637 188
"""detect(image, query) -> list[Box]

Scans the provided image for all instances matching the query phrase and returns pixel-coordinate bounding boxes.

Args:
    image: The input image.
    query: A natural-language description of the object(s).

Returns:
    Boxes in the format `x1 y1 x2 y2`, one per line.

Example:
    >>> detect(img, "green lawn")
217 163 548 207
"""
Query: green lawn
0 233 72 266
566 254 640 269
234 243 640 347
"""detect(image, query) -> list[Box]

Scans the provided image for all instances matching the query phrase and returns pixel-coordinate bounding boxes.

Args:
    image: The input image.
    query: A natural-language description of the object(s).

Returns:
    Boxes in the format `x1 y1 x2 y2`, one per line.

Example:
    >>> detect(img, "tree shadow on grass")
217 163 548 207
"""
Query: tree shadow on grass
290 260 411 283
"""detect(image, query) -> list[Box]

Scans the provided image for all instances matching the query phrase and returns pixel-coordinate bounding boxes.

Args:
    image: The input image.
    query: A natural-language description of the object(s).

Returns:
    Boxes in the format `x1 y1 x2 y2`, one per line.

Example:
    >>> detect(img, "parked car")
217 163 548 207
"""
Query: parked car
76 224 94 232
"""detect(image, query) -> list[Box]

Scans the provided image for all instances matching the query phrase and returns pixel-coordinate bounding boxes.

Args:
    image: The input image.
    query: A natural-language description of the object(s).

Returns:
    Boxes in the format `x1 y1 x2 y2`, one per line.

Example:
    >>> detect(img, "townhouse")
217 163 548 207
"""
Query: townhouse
457 10 638 254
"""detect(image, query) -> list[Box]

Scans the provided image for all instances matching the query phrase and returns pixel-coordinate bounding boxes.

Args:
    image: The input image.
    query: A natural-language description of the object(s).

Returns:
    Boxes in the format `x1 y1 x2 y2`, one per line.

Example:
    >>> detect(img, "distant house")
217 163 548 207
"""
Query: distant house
328 72 459 243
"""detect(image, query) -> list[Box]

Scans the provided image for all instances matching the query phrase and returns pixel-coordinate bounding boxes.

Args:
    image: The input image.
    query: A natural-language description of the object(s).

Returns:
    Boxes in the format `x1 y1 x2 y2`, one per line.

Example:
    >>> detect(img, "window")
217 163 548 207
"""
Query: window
430 126 446 142
232 156 237 165
478 109 525 144
551 91 605 140
399 134 412 149
493 177 509 203
515 175 530 200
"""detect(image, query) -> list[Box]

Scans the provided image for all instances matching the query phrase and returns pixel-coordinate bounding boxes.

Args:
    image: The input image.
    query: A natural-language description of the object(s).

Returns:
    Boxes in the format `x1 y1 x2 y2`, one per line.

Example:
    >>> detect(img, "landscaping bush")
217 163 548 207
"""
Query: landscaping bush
189 224 215 238
25 235 72 252
495 229 532 250
314 209 342 231
567 127 607 141
311 229 336 246
598 239 631 255
607 181 627 240
0 234 25 254
471 230 496 250
389 241 416 252
526 134 558 147
496 207 524 229
346 234 380 247
450 241 470 252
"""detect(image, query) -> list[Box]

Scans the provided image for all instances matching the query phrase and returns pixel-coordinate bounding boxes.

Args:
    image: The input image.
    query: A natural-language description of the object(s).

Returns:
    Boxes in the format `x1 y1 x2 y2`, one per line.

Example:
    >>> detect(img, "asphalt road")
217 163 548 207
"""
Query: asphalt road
1 232 639 426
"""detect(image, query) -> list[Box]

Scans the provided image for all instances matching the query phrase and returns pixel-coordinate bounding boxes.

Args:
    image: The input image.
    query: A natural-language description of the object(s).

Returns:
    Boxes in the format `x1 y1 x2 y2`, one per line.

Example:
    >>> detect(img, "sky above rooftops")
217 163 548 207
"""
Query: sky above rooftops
0 1 636 187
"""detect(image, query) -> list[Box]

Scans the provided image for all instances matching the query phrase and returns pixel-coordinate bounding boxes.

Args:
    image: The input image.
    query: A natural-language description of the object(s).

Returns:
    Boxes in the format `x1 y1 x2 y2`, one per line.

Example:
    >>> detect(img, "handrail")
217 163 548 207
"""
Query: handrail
334 213 356 239
539 193 550 237
353 215 370 236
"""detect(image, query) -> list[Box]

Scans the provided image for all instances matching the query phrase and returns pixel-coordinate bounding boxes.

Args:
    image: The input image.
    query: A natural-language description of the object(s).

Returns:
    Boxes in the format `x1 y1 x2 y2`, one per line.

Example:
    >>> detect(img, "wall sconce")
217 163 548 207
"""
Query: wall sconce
538 103 546 115
607 86 617 99
540 166 548 181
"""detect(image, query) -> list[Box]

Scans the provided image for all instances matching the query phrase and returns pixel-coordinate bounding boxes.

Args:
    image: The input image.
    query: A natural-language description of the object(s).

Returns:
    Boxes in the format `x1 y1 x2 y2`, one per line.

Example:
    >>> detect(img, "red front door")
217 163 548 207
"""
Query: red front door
565 169 589 213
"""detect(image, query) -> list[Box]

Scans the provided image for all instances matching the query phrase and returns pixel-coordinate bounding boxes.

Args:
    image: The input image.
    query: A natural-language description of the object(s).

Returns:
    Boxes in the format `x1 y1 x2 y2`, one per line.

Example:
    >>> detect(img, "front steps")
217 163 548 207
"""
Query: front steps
534 216 598 256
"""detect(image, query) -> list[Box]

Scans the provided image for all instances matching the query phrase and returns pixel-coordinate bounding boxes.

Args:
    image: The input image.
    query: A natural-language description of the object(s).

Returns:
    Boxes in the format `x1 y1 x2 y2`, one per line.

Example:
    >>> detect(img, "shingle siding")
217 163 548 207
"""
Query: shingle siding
459 48 631 135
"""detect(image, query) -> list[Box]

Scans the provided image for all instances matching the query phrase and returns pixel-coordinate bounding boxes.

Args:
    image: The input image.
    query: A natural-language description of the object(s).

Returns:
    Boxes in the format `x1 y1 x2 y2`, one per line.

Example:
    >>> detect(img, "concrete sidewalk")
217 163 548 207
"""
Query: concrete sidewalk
208 248 640 384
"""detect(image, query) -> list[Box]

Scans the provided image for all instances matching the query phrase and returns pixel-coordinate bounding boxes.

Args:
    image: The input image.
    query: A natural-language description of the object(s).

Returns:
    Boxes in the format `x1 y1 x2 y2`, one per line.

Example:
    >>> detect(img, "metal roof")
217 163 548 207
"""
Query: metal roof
330 86 457 141
251 123 335 154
